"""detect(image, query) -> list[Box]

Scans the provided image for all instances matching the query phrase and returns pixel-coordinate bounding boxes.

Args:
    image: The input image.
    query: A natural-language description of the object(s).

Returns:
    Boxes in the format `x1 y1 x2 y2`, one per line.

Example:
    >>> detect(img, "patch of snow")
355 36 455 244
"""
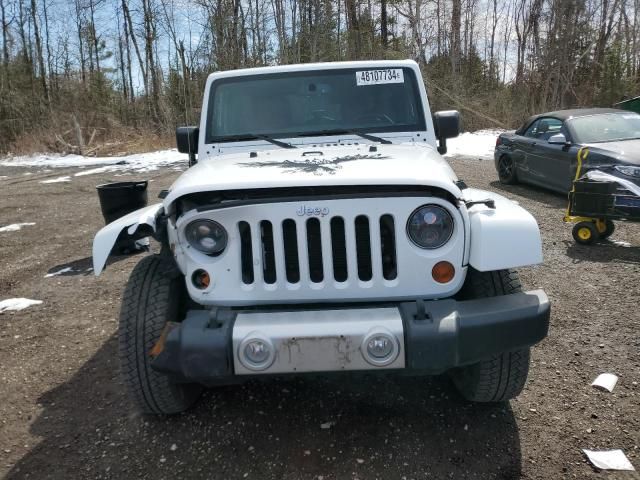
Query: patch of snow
0 222 36 232
40 176 71 184
0 298 43 312
44 267 74 278
611 240 631 248
74 166 117 177
445 129 506 159
1 149 184 175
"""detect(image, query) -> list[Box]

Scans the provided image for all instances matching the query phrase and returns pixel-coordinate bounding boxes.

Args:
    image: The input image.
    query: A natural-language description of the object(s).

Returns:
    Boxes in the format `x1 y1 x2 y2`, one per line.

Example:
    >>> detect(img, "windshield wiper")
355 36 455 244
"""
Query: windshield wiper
226 133 297 149
298 129 392 145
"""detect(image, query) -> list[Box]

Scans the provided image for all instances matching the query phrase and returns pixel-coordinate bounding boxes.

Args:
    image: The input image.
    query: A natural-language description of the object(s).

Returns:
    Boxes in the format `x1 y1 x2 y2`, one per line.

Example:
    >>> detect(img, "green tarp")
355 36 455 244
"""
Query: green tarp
614 96 640 114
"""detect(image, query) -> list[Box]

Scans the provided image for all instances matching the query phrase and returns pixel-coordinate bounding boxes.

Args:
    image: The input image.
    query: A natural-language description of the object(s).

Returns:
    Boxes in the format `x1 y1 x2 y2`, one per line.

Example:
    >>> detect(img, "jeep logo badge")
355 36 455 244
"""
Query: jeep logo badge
297 205 330 217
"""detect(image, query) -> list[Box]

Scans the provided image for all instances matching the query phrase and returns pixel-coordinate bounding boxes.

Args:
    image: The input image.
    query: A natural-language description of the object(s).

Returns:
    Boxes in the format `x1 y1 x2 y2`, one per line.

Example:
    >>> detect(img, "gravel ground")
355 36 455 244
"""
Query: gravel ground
0 157 639 480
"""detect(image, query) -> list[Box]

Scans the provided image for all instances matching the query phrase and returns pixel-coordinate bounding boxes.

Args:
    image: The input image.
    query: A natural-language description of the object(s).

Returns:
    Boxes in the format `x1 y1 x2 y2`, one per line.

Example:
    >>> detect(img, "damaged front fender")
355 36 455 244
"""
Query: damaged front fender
92 203 164 276
463 188 543 271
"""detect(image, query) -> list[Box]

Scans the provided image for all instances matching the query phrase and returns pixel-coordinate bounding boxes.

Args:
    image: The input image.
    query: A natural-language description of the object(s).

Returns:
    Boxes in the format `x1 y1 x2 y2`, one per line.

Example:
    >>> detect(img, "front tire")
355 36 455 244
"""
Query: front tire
497 155 518 185
450 269 531 402
119 255 203 414
572 221 598 245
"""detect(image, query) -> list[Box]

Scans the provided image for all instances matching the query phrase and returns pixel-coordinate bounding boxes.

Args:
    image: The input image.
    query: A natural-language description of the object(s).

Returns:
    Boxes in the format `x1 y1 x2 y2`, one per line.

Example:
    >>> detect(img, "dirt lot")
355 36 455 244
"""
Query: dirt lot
0 156 639 480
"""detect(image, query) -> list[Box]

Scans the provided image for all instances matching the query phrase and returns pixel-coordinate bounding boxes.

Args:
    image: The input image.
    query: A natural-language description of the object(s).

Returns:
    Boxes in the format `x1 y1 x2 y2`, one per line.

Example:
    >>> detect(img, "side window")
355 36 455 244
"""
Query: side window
525 117 563 140
540 118 563 140
524 119 541 138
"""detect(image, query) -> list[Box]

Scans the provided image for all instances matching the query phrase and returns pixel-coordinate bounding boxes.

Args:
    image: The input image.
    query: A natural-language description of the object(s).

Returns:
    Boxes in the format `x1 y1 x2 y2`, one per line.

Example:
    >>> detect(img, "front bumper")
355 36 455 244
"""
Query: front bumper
152 290 550 385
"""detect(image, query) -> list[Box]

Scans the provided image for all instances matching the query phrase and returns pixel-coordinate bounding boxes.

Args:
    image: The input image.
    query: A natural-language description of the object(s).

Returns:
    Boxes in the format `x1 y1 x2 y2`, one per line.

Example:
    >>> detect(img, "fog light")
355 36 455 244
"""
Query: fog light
238 334 275 371
245 341 270 364
367 336 394 359
432 261 455 284
361 329 399 366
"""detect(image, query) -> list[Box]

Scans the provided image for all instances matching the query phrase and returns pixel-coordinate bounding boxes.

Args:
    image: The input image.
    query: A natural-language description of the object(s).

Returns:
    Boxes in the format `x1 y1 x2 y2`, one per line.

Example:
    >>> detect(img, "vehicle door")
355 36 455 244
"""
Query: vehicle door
512 118 543 182
525 117 574 192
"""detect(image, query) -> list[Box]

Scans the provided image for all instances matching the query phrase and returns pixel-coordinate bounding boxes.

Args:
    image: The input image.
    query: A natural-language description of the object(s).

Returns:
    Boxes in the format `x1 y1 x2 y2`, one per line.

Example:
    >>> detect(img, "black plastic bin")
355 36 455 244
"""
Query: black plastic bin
573 179 618 194
96 181 148 225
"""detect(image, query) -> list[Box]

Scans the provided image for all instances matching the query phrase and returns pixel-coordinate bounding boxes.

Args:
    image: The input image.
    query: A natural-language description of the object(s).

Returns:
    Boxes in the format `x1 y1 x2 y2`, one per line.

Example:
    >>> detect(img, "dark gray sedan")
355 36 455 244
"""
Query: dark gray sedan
494 108 640 193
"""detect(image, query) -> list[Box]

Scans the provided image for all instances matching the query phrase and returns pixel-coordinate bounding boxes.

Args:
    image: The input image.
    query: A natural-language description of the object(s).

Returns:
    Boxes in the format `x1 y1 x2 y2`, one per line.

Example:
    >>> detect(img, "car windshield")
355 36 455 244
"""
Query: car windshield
205 67 425 143
568 112 640 143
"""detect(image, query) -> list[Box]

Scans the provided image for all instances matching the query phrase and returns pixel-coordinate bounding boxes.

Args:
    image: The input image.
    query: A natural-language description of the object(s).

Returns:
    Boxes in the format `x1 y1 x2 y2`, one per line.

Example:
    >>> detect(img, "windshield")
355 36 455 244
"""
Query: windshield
205 67 426 143
569 112 640 143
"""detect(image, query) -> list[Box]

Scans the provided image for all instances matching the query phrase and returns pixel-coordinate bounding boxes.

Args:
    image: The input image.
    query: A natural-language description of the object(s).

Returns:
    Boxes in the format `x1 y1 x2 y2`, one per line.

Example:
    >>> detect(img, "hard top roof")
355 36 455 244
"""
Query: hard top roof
206 60 420 82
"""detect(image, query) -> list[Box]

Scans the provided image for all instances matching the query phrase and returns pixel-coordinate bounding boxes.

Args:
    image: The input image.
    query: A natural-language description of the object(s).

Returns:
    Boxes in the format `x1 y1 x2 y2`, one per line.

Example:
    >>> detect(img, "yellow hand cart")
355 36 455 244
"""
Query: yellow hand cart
564 147 640 245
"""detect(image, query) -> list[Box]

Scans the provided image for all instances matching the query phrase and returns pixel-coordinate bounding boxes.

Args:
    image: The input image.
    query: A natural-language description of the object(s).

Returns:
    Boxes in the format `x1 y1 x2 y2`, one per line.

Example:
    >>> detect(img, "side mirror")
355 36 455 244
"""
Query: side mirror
548 133 568 145
176 126 199 166
433 110 461 155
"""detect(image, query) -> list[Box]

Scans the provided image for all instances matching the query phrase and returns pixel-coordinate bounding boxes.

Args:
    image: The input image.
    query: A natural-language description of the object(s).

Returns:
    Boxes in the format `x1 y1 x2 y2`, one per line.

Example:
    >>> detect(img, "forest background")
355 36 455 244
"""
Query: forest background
0 0 636 154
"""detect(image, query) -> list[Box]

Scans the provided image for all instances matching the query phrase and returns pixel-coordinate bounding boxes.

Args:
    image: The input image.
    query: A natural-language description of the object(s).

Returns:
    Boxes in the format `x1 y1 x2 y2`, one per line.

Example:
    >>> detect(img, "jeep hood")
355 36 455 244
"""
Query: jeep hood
163 143 460 207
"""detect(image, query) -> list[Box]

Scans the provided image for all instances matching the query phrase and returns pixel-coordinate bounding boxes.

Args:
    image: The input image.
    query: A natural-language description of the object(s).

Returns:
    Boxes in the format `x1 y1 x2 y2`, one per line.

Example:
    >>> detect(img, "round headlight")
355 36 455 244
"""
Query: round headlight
185 219 227 255
406 204 454 249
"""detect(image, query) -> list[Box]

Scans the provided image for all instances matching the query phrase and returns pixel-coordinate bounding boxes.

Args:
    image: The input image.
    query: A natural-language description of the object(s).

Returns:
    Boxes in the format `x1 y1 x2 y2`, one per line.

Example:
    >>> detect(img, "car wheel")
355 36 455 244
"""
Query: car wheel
119 254 203 414
449 268 530 402
497 155 518 184
572 221 598 245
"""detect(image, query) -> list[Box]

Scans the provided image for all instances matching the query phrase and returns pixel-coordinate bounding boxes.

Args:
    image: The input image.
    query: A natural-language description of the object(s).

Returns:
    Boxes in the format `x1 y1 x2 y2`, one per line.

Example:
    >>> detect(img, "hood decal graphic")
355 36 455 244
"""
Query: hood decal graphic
242 153 391 175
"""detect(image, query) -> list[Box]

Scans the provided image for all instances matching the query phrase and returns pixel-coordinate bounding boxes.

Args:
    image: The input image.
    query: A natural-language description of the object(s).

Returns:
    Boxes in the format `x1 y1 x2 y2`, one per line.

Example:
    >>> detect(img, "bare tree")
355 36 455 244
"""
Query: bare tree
451 0 461 74
30 0 49 103
1 0 10 68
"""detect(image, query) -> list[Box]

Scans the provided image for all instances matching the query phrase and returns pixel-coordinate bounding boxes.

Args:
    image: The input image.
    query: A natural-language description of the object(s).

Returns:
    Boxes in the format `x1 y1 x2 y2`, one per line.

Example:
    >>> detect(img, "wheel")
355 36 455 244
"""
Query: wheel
599 219 615 239
119 255 203 414
497 155 518 184
572 221 598 245
450 269 531 402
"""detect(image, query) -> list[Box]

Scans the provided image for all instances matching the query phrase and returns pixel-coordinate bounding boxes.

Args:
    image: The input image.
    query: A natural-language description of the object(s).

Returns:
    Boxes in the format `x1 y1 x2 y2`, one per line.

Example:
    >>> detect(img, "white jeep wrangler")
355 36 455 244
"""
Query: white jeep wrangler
93 60 550 414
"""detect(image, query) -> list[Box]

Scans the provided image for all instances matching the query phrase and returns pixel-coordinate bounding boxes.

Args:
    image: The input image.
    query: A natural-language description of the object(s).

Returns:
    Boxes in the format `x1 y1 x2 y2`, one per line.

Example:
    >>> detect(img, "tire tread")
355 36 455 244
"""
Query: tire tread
119 255 201 415
452 268 530 402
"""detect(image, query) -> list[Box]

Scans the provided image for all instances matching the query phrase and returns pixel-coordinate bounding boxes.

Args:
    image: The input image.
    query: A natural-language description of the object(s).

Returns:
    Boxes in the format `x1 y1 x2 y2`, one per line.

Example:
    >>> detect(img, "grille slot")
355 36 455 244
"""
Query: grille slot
282 219 300 283
238 221 254 284
380 214 397 280
354 215 373 281
306 218 324 283
330 217 348 282
260 221 276 284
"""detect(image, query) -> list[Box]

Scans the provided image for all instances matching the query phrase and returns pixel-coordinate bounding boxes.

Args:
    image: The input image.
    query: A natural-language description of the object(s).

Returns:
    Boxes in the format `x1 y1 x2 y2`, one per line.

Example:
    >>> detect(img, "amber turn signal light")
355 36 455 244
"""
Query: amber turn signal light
192 269 210 289
432 261 455 284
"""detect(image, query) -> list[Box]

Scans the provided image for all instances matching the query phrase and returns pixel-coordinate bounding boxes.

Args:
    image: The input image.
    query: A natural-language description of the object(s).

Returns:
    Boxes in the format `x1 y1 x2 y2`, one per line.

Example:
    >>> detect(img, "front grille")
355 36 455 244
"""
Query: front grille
240 214 398 285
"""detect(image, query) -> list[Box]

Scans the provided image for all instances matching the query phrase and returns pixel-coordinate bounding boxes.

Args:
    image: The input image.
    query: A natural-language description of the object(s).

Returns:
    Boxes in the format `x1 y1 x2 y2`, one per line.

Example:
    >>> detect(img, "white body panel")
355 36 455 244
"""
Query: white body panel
162 143 460 209
232 307 405 375
169 196 467 306
463 188 543 271
92 203 163 275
